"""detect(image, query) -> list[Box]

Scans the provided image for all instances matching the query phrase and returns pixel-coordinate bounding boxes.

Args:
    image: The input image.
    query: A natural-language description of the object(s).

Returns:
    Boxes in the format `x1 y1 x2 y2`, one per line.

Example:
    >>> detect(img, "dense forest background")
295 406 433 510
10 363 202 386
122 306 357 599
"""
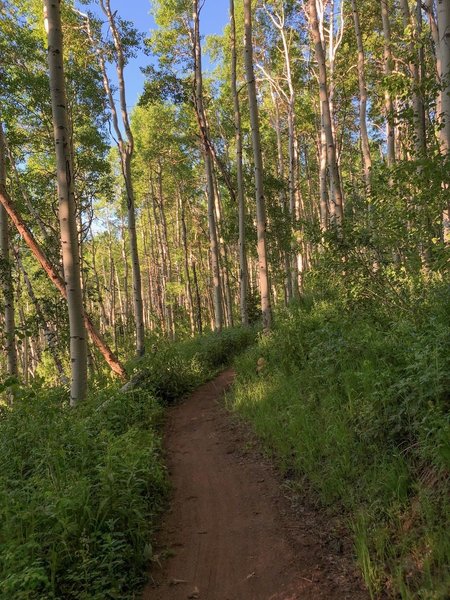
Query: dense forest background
0 0 448 598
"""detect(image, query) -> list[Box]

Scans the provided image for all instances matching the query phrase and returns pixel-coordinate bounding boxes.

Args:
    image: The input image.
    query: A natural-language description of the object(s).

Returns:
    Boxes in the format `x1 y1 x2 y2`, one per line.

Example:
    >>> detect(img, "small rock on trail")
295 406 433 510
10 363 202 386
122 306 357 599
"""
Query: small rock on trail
142 369 368 600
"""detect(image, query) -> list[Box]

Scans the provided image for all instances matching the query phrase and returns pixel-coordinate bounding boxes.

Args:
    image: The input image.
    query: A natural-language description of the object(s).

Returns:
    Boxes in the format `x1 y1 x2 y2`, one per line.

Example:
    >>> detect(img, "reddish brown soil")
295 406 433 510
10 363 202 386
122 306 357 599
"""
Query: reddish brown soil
142 369 369 600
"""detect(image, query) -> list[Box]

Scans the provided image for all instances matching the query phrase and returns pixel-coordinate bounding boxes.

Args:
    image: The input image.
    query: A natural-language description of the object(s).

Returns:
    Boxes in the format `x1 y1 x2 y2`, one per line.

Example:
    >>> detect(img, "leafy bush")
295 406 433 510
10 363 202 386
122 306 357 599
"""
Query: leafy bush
130 325 257 403
0 386 166 599
230 282 449 599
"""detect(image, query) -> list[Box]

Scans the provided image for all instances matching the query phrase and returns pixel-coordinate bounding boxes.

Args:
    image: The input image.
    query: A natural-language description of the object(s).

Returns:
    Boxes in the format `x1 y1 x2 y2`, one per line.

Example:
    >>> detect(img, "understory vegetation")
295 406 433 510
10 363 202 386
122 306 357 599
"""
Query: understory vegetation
0 326 254 599
231 272 449 600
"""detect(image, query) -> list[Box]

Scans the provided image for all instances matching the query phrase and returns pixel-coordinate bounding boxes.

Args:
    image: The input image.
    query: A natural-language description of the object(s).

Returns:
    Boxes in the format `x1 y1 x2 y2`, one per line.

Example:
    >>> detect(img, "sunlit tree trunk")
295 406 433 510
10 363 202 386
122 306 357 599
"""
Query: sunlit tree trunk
44 0 87 405
308 0 344 230
0 123 17 396
437 0 450 154
351 0 372 195
230 0 248 325
380 0 396 166
192 0 223 331
244 0 272 331
319 119 329 231
179 192 195 335
437 0 450 242
269 85 292 302
191 253 203 334
400 0 426 155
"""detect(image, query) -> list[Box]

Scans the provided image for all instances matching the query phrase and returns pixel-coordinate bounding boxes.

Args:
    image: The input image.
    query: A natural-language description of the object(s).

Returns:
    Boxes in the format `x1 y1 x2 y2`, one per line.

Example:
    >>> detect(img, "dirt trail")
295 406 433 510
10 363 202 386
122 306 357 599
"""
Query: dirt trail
143 369 368 600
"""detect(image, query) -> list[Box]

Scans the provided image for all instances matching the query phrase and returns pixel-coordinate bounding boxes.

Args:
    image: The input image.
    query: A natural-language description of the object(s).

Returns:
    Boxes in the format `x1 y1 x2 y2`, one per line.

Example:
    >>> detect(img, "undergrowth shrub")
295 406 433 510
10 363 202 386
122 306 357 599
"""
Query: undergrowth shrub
0 325 254 599
0 386 166 599
231 281 449 599
130 325 257 403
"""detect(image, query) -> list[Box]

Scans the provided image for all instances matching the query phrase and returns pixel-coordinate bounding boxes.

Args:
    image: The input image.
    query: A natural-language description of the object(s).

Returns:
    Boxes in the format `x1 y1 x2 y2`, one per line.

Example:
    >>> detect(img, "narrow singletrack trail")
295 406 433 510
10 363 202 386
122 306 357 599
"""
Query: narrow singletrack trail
143 369 368 600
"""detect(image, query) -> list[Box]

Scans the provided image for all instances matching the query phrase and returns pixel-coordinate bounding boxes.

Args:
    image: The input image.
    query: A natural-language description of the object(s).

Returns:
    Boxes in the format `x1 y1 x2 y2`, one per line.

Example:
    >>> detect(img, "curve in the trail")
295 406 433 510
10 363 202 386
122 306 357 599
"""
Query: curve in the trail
143 369 368 600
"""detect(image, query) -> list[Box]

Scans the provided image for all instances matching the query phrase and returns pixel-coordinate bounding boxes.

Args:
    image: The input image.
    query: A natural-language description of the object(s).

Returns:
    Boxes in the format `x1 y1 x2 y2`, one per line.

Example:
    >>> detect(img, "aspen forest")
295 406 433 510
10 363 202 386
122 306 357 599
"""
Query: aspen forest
0 0 449 598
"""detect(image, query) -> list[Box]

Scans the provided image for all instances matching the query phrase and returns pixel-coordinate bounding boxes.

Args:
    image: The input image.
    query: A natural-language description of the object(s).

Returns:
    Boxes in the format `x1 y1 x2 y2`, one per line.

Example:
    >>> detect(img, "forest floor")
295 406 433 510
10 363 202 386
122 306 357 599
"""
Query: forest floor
142 369 369 600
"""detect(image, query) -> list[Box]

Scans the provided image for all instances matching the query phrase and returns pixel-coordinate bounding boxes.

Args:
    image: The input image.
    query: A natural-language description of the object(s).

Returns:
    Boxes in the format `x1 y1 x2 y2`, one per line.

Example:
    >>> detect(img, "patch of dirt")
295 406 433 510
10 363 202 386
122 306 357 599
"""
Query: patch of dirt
142 369 369 600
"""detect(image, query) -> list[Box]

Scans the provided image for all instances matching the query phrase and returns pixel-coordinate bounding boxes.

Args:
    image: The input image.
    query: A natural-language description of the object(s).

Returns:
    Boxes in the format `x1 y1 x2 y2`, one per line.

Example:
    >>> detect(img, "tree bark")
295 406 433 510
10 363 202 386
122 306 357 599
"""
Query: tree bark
399 0 427 155
44 0 87 405
351 0 372 194
230 0 248 325
192 0 223 331
308 0 344 230
437 0 450 154
436 0 450 242
380 0 396 165
0 123 18 394
244 0 272 331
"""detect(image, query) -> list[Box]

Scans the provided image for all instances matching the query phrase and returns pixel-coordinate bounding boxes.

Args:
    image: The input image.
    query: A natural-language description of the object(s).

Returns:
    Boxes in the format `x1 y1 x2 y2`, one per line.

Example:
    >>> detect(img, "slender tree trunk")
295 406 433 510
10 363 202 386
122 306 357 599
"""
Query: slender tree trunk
308 0 344 230
270 85 292 301
437 0 450 242
425 0 443 123
437 0 450 154
244 0 272 331
319 119 329 230
191 254 203 335
0 123 17 395
44 0 87 404
400 0 427 155
351 0 372 194
179 192 195 335
230 0 248 325
84 1 146 357
381 0 396 165
192 0 223 331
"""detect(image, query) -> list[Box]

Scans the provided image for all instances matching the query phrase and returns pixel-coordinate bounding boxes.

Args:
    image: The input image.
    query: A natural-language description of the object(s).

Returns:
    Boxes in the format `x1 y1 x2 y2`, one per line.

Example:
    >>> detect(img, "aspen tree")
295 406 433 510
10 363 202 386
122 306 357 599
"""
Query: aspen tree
308 0 344 229
230 0 248 325
97 0 145 357
44 0 87 405
0 123 17 397
192 0 223 331
351 0 372 195
380 0 396 165
244 0 272 331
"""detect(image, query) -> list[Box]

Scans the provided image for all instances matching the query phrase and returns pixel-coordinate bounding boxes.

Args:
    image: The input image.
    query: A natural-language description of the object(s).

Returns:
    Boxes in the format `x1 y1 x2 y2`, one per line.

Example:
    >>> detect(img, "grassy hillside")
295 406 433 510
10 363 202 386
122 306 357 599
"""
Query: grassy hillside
230 281 449 599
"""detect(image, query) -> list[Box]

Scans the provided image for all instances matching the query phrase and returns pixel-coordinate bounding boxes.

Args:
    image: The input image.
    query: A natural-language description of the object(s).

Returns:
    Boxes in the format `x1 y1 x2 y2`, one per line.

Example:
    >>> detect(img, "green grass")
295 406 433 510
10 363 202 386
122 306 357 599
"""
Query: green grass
0 325 255 599
229 284 450 599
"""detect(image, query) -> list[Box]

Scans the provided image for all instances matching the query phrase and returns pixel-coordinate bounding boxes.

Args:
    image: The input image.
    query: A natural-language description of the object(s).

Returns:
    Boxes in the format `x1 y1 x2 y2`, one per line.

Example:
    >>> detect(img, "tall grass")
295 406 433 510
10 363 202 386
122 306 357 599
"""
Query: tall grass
230 283 449 598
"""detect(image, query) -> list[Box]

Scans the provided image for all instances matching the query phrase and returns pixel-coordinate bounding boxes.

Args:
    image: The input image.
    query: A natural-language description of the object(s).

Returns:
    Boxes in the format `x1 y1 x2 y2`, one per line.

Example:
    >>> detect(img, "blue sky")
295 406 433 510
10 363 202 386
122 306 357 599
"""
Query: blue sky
75 0 230 111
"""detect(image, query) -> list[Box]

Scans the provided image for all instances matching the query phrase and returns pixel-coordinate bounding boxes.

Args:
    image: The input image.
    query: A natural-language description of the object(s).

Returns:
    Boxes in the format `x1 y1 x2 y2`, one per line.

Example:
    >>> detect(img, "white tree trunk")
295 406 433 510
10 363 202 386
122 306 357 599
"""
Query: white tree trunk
308 0 344 230
44 0 87 405
98 0 145 356
351 0 372 194
230 0 248 325
437 0 450 154
0 123 17 396
244 0 272 331
381 0 396 165
192 0 223 331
